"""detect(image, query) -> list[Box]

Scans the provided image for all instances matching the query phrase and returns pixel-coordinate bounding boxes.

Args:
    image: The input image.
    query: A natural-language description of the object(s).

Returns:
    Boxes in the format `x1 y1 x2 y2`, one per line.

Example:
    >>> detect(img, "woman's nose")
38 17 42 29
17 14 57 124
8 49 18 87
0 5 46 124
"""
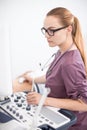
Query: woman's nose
45 32 51 38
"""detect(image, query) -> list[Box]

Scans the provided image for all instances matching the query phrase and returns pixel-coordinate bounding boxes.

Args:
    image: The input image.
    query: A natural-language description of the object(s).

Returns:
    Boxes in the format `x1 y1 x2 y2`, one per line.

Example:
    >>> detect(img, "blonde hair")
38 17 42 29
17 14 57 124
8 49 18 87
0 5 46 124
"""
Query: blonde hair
47 7 87 76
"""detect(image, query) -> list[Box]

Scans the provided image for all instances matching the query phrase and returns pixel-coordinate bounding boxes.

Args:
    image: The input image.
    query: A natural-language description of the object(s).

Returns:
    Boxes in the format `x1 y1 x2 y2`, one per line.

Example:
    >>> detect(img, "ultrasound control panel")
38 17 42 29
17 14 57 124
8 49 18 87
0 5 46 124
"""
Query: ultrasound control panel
0 92 71 130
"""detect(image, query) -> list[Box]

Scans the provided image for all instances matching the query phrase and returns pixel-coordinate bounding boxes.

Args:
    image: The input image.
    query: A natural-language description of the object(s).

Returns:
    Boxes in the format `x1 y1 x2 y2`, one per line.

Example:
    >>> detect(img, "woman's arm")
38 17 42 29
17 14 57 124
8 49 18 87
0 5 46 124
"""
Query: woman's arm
27 92 87 112
23 73 46 84
34 75 46 84
45 97 87 111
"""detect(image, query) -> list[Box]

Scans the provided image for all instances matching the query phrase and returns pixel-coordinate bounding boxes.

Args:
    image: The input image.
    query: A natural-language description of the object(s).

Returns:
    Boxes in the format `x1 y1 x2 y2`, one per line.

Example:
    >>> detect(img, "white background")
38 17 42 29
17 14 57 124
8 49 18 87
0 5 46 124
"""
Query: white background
0 0 87 79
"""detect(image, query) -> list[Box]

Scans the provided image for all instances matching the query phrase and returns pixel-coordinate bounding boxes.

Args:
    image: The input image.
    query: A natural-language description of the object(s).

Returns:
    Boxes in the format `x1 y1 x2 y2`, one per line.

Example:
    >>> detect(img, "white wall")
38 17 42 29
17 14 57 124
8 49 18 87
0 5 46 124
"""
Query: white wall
0 0 87 79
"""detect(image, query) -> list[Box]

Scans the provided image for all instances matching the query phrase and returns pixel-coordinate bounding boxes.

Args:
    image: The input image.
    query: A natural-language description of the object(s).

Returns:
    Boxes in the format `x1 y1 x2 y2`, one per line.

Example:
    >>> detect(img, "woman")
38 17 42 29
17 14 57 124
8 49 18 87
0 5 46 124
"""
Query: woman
23 7 87 130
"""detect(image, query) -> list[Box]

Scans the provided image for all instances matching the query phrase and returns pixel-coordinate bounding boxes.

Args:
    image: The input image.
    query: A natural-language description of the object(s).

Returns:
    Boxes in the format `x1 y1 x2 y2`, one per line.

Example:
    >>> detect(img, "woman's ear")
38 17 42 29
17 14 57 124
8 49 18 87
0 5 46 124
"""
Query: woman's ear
67 25 72 32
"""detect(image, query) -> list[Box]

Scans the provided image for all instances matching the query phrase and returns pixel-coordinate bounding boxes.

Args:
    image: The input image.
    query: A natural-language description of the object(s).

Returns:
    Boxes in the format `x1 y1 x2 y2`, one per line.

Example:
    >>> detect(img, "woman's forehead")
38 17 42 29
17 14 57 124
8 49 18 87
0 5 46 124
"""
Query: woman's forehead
43 16 61 28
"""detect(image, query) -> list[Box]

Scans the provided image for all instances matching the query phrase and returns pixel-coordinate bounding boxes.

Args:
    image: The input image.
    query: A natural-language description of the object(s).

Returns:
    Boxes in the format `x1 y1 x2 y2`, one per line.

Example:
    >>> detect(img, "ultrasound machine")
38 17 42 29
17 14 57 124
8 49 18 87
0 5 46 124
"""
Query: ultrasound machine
0 24 77 130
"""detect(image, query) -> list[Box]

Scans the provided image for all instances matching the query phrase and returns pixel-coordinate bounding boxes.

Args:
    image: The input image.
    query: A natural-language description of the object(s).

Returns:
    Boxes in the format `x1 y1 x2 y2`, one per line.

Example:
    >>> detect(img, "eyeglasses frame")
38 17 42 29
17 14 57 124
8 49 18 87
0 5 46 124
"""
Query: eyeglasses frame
41 25 69 36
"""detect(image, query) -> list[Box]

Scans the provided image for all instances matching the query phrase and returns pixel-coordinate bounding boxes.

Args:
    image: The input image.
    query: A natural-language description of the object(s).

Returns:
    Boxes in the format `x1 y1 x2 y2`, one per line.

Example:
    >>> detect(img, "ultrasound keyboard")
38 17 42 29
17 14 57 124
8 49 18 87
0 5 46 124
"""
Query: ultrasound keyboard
0 92 77 130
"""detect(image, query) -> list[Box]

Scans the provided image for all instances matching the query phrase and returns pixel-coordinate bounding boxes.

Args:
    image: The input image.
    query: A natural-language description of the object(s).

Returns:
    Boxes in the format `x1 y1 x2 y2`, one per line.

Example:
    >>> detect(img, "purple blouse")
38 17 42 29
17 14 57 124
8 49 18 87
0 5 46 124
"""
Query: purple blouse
46 49 87 130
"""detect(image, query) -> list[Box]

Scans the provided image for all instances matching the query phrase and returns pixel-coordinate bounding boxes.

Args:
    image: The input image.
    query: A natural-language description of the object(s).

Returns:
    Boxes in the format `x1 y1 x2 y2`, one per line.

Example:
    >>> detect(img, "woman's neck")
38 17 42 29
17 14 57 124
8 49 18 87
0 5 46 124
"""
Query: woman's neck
59 43 77 54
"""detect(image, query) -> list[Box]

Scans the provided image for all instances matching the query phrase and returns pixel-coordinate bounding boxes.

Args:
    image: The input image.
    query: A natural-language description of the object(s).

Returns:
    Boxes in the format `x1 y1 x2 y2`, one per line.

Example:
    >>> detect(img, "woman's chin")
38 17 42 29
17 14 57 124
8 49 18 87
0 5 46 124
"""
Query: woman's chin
48 44 56 47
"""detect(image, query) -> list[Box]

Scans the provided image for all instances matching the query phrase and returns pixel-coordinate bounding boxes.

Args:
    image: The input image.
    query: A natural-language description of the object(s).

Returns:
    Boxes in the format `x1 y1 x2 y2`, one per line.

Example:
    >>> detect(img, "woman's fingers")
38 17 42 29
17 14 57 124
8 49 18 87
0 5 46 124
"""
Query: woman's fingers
26 92 41 105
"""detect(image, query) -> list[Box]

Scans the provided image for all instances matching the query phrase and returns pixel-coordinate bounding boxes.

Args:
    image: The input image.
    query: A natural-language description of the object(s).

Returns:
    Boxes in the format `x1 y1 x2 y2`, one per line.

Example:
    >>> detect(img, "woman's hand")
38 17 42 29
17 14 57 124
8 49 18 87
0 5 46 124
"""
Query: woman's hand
26 91 42 105
18 70 33 84
23 73 33 84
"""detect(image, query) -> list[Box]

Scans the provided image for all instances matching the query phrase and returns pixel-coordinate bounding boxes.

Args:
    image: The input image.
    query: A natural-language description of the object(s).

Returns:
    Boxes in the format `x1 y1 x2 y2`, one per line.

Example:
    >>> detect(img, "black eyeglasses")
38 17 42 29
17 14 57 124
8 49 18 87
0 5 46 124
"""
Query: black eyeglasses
41 25 69 36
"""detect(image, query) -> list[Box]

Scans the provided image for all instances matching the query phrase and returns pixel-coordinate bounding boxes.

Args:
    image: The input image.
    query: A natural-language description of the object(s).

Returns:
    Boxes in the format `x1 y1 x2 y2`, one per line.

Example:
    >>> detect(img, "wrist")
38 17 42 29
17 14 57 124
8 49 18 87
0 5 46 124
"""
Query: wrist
44 98 49 106
32 78 34 84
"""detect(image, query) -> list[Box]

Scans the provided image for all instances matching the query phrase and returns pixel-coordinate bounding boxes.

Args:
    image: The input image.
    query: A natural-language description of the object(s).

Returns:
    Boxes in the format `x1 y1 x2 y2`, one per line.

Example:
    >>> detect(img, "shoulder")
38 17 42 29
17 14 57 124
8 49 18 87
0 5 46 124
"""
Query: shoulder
61 49 86 76
62 49 84 67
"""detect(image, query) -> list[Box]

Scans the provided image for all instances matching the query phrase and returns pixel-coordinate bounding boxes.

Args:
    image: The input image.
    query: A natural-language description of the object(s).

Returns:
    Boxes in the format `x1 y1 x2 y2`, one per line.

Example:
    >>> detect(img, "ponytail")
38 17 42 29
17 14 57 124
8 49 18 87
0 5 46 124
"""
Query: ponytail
72 17 87 76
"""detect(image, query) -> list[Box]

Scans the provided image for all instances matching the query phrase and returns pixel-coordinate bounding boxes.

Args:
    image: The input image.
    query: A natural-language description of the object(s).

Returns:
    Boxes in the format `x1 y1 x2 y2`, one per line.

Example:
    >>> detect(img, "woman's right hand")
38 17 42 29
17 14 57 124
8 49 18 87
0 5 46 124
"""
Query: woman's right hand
18 70 33 84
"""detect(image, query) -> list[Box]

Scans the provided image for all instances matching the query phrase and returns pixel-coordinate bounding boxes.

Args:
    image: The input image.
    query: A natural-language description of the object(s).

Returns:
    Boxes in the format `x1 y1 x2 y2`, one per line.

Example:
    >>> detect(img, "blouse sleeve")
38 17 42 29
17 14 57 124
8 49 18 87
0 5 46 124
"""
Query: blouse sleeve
61 63 87 103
